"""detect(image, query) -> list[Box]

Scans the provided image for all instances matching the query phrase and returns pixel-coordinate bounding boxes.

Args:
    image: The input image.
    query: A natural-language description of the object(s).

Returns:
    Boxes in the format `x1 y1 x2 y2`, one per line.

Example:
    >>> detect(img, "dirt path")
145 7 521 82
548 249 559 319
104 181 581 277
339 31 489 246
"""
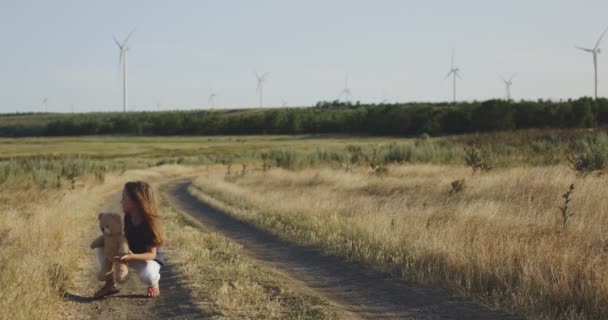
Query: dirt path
164 178 524 320
60 176 217 320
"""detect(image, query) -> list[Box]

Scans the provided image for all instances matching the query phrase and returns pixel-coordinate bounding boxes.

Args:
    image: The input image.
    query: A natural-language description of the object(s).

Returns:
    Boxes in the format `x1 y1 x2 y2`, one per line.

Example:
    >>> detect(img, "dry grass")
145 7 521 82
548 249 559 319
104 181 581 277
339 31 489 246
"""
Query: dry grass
156 184 336 319
0 158 334 320
190 164 608 319
0 164 198 320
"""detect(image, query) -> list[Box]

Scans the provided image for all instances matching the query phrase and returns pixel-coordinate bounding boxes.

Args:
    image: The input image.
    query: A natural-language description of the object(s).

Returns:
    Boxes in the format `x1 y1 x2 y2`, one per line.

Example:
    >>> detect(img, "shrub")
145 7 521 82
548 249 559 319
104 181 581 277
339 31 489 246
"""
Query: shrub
567 133 608 175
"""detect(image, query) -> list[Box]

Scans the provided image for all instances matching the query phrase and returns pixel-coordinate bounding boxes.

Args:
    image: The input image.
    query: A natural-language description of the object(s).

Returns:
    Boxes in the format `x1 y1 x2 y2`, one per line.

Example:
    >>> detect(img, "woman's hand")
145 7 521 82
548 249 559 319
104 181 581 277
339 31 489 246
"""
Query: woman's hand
114 250 133 262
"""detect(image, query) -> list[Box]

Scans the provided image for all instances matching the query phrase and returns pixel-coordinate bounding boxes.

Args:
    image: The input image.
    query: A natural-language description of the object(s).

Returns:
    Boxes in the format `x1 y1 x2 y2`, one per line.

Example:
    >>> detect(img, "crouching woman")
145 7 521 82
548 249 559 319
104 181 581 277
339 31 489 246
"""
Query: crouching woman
93 180 165 298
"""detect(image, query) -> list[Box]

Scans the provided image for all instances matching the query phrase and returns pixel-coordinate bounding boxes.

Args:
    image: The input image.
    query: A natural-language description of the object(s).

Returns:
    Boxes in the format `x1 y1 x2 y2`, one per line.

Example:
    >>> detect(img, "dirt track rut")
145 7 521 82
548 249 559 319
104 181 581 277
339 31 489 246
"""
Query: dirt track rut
164 178 523 320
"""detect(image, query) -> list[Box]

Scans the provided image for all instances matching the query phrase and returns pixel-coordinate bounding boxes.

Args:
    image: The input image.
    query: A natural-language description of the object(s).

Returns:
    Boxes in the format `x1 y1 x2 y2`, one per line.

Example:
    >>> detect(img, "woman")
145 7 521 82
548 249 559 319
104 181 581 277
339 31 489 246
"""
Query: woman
93 180 165 298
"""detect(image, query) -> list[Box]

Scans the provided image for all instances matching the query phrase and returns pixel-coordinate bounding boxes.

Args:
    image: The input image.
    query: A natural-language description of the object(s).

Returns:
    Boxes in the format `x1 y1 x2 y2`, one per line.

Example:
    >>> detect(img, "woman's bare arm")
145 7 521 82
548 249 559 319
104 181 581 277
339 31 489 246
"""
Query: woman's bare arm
115 246 156 262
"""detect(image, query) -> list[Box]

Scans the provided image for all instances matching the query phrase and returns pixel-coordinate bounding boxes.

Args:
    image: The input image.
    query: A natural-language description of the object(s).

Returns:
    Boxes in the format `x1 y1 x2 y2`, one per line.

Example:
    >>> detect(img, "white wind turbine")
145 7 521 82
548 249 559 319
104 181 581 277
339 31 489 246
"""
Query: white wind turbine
338 75 352 103
498 73 517 101
576 26 608 100
445 50 461 104
208 90 217 109
113 29 136 112
42 98 48 112
255 72 268 107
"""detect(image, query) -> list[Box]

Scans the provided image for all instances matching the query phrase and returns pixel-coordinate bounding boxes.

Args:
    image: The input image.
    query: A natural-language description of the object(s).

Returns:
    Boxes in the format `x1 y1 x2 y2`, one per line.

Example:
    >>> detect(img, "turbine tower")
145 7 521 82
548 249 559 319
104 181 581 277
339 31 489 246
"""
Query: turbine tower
445 50 461 104
338 75 352 103
576 26 608 100
113 29 136 112
498 73 517 101
208 90 217 109
255 72 268 108
42 98 48 112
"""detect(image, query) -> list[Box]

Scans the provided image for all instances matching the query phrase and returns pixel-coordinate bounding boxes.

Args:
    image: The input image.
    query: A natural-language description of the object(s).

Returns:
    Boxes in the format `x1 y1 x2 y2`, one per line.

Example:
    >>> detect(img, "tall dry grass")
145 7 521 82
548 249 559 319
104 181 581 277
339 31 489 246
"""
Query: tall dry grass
0 164 198 320
156 183 336 319
190 164 608 319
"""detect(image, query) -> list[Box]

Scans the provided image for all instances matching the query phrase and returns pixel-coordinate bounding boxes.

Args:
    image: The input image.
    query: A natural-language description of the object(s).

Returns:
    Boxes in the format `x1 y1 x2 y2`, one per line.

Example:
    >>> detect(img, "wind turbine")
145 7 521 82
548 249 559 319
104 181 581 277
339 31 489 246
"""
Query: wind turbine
42 98 48 112
338 75 352 103
445 50 461 104
113 29 136 112
498 73 517 101
208 90 217 109
576 26 608 100
255 72 268 107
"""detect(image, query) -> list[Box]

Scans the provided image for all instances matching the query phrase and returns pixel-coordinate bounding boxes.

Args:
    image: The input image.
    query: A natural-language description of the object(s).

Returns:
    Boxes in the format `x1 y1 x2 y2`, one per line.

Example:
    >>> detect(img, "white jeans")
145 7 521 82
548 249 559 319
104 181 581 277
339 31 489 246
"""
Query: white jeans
95 247 161 286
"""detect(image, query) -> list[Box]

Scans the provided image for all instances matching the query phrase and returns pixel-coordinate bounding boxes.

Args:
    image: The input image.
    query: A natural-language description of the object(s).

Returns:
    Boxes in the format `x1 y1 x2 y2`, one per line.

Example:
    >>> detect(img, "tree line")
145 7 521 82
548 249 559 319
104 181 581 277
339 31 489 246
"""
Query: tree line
0 97 606 137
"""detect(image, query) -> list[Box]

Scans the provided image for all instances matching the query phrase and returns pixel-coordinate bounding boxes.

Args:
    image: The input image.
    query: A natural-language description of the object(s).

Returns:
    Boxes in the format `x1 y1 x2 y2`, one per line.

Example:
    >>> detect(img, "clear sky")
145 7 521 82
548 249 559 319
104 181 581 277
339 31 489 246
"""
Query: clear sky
1 0 608 113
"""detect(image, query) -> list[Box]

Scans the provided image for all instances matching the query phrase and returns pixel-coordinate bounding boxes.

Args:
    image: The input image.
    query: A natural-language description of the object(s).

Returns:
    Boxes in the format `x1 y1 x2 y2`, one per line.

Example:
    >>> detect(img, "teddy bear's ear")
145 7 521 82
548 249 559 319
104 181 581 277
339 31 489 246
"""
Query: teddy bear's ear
98 212 104 221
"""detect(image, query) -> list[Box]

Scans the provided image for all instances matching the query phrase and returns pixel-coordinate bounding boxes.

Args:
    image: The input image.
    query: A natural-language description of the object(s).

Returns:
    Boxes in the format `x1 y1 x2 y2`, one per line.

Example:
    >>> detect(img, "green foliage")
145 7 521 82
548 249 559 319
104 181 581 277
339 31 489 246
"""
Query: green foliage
1 97 607 137
362 146 388 176
567 133 608 175
0 156 114 189
464 145 492 173
268 149 298 170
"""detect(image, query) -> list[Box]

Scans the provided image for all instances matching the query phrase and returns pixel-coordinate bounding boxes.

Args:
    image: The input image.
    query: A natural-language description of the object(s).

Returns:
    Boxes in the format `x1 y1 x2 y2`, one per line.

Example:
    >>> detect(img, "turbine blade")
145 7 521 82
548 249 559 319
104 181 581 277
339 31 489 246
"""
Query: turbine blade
123 28 136 46
451 49 455 68
112 34 122 48
498 73 507 82
576 45 594 53
445 70 453 79
456 71 462 80
510 73 517 81
595 26 608 50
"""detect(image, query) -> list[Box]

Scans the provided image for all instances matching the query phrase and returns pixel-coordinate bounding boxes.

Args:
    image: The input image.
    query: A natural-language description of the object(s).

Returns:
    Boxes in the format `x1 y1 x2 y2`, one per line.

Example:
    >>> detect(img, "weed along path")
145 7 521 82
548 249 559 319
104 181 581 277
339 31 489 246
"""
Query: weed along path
164 178 524 320
60 177 215 320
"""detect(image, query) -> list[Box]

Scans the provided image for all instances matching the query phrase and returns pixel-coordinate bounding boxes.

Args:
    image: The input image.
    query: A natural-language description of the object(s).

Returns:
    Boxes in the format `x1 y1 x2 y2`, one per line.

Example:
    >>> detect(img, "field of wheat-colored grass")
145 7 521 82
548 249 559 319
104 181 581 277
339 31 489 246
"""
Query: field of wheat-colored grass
4 130 608 319
190 164 608 319
157 183 336 319
0 164 198 320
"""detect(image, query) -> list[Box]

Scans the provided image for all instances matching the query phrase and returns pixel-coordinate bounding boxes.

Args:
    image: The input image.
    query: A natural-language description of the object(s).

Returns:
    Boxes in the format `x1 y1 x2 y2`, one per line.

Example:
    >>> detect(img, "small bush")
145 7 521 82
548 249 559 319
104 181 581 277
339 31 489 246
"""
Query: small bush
567 133 608 176
464 145 491 173
268 149 297 170
362 146 388 176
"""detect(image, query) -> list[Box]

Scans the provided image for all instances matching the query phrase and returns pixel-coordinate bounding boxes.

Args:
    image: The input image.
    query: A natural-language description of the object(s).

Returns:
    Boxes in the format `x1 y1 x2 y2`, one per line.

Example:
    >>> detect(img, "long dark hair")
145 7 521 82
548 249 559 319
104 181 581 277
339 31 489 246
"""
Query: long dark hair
124 180 164 246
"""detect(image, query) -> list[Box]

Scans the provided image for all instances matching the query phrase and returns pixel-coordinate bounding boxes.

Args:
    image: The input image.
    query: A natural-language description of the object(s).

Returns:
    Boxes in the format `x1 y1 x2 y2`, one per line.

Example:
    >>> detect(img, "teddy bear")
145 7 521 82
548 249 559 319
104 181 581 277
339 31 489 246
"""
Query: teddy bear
90 212 129 283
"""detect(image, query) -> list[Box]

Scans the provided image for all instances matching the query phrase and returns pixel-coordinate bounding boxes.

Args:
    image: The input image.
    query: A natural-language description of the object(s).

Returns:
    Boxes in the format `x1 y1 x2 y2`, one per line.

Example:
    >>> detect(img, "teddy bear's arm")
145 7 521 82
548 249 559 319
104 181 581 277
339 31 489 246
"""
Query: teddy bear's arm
90 235 105 249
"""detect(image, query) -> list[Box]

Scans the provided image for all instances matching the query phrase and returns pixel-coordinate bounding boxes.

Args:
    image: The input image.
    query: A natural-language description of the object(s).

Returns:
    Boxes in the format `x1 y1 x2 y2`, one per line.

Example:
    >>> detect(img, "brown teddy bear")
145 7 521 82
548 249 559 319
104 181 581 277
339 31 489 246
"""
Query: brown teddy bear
90 212 129 283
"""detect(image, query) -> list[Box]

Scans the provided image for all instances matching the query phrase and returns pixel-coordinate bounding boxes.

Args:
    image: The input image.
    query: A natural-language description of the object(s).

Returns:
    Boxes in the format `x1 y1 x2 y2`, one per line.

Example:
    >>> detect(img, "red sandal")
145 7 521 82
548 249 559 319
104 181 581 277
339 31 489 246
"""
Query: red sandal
146 286 160 297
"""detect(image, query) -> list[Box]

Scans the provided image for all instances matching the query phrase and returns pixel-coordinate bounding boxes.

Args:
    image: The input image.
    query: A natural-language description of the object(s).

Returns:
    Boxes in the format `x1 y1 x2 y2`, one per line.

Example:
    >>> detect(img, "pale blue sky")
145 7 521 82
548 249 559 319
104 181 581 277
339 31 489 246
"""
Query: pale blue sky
1 0 607 113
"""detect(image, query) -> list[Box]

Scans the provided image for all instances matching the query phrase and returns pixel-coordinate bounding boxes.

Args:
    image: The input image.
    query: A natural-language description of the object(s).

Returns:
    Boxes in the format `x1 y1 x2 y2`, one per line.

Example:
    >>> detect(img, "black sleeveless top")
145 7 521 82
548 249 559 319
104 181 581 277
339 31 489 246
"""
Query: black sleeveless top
124 213 165 266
